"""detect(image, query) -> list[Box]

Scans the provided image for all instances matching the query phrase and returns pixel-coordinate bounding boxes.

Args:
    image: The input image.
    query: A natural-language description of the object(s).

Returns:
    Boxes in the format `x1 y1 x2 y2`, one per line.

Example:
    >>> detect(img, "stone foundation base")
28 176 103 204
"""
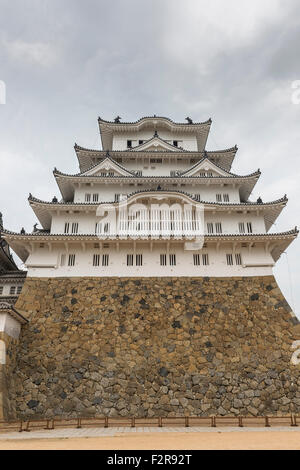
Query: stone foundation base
6 276 300 419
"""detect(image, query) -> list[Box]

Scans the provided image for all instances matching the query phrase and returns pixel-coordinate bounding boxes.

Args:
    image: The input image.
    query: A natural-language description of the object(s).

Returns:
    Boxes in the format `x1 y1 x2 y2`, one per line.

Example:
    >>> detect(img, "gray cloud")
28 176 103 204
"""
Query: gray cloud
0 0 299 314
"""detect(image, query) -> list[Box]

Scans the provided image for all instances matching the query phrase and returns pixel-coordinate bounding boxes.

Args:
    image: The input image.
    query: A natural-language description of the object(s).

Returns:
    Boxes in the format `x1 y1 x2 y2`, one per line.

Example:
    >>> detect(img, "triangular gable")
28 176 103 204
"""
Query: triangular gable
82 157 134 177
180 158 231 177
131 136 183 152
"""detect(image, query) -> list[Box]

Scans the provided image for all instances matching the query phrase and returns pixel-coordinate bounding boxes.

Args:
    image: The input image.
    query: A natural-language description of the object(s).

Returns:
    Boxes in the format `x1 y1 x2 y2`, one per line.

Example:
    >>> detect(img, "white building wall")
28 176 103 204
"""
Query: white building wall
73 184 241 204
112 131 198 151
50 209 267 235
25 243 274 278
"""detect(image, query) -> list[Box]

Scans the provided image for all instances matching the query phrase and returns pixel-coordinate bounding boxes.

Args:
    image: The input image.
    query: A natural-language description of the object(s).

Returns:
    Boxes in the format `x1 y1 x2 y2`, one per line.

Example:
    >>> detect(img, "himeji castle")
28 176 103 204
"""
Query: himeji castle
2 115 298 278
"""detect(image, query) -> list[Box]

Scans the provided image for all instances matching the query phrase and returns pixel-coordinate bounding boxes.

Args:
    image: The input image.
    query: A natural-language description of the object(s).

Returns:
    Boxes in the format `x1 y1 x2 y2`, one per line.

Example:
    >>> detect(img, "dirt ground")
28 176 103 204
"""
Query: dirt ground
0 430 300 450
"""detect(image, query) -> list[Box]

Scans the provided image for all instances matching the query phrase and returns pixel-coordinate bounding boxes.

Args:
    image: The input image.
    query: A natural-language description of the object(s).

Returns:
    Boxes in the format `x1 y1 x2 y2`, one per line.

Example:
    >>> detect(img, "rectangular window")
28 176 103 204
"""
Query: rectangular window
169 254 176 266
226 254 233 266
92 193 99 202
160 254 167 266
238 222 245 234
68 254 76 267
235 253 242 265
93 254 100 266
85 193 91 202
247 222 253 234
215 222 222 234
71 222 78 234
139 140 144 145
150 158 162 164
108 172 114 177
60 254 66 266
100 172 107 176
207 172 213 177
194 194 201 201
102 254 109 267
0 286 3 295
17 286 22 294
127 140 132 148
199 172 206 177
207 222 214 234
136 254 143 266
193 254 201 266
64 222 70 234
202 254 209 266
216 194 222 202
223 194 230 202
173 140 178 147
9 286 16 295
114 194 120 202
127 254 134 266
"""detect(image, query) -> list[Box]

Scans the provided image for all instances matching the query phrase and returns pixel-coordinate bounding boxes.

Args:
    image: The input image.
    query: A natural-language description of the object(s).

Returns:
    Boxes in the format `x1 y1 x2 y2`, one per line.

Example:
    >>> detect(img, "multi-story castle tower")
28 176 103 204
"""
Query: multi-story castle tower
2 116 298 277
1 116 299 421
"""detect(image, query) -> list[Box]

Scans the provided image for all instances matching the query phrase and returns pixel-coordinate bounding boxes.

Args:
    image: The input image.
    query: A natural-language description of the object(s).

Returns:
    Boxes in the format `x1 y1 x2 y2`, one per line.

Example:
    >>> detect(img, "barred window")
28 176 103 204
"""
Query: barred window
226 254 233 266
207 222 214 234
102 254 109 267
238 222 245 233
235 253 242 265
160 254 167 266
71 222 78 234
127 254 134 266
215 222 222 234
64 222 70 234
216 194 222 202
114 194 120 202
9 286 16 295
223 194 229 202
193 254 201 266
93 254 100 266
85 193 91 202
108 172 114 177
202 254 209 266
169 254 176 266
136 254 143 266
68 254 76 267
247 222 253 234
93 193 99 202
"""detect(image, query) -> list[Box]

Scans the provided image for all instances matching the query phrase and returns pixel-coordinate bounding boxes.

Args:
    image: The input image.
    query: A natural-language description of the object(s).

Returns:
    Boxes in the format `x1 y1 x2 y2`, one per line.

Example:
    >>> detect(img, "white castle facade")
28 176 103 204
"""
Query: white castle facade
3 116 298 278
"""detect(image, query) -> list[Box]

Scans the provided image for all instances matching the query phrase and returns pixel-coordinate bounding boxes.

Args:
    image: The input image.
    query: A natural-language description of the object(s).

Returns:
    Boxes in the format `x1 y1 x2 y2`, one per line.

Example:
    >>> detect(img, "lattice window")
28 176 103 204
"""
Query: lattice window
160 254 167 266
102 254 109 267
238 222 245 234
193 254 201 266
68 254 76 267
202 254 209 266
169 254 176 266
136 254 143 266
226 254 233 266
93 254 100 266
235 253 242 265
215 222 222 234
127 254 134 266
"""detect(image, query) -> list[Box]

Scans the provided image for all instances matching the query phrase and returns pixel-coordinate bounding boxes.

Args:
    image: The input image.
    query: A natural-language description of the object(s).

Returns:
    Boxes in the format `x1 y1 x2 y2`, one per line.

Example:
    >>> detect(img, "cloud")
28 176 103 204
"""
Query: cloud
2 39 59 67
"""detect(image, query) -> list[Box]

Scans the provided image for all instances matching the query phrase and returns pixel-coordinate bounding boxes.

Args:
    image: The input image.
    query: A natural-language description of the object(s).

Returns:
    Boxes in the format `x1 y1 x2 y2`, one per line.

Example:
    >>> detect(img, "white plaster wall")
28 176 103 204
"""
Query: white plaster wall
49 209 267 236
25 243 274 278
0 339 5 364
0 313 21 339
112 130 198 151
73 183 241 204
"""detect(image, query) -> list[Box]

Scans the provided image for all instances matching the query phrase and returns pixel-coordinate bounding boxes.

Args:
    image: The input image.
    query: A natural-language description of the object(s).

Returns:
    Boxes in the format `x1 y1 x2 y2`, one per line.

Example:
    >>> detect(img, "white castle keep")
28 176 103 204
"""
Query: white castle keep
2 115 298 278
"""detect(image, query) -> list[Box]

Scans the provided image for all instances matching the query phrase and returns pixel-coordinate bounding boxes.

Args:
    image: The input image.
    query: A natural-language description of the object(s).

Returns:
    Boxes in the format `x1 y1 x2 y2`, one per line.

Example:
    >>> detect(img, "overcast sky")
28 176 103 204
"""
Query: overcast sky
0 0 299 315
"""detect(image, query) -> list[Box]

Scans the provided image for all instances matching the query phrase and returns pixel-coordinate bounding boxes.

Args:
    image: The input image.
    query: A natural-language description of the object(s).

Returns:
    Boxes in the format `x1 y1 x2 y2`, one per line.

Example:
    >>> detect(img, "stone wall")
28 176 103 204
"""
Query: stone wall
0 332 18 420
7 275 300 419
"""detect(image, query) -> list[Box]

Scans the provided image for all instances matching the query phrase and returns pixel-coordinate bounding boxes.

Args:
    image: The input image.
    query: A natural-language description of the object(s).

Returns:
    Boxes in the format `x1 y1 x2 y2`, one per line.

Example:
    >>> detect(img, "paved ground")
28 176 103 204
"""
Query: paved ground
0 426 300 450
